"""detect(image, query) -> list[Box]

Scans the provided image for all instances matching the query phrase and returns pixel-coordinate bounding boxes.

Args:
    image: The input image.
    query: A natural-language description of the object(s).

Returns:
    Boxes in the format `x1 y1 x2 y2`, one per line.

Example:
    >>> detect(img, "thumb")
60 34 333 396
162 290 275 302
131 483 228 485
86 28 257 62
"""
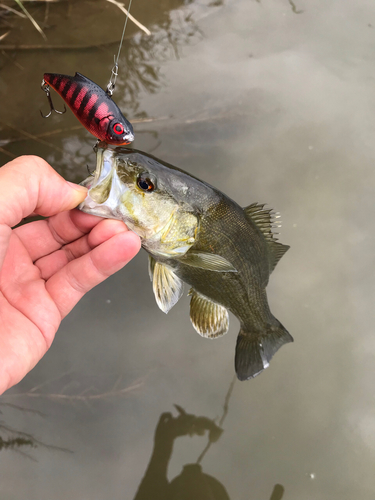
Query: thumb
0 155 88 227
60 181 88 212
0 225 12 272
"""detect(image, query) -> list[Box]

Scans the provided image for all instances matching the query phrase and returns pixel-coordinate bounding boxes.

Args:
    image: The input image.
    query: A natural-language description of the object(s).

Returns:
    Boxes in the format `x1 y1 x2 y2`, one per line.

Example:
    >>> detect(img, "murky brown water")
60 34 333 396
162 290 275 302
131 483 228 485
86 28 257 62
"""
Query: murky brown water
1 0 375 498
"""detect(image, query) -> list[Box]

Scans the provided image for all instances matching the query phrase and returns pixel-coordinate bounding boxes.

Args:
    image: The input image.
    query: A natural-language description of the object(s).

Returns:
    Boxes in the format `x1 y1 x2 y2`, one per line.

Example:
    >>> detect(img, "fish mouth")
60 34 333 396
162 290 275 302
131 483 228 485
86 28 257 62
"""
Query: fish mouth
79 147 126 220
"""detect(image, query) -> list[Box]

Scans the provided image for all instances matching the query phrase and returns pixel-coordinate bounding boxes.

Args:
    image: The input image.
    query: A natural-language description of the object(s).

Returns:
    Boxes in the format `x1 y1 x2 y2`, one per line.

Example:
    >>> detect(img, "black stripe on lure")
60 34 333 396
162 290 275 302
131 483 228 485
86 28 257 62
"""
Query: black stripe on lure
40 72 134 146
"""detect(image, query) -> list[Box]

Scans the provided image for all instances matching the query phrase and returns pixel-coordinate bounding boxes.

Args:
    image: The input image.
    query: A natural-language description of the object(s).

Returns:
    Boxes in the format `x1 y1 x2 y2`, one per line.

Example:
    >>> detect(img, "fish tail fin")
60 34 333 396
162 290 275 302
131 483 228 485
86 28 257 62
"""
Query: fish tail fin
235 319 293 381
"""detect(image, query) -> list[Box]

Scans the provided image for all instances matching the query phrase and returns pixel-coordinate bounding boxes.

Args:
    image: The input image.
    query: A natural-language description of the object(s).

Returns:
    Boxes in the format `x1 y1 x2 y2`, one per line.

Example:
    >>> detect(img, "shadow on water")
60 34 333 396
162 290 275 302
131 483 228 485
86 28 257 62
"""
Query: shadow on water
134 406 229 500
1 376 285 499
134 378 285 500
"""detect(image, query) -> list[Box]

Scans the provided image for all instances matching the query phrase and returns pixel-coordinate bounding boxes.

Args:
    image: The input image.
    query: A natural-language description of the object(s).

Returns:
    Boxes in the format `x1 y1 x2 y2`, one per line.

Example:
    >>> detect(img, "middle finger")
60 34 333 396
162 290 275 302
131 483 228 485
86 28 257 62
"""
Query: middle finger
14 209 105 262
35 219 129 280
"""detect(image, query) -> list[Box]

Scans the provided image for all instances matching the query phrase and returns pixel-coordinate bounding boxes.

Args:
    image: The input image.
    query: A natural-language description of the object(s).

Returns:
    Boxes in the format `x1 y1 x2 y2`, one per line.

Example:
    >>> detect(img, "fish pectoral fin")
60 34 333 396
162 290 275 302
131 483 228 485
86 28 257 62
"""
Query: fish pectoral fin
180 252 237 272
188 289 229 339
152 261 184 314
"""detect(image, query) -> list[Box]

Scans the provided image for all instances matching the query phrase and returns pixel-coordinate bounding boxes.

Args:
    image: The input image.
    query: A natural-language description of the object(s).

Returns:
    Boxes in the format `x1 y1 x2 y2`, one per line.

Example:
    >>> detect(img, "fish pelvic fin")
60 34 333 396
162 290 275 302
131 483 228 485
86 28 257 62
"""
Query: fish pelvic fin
149 257 184 314
188 289 229 339
235 320 293 381
243 202 289 272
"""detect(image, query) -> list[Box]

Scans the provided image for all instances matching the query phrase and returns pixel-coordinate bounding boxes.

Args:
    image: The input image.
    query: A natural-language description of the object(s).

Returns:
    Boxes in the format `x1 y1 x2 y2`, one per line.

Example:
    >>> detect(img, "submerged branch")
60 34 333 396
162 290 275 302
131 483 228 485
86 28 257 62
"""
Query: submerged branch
4 378 144 402
0 146 15 158
13 0 47 40
0 423 71 454
0 4 26 18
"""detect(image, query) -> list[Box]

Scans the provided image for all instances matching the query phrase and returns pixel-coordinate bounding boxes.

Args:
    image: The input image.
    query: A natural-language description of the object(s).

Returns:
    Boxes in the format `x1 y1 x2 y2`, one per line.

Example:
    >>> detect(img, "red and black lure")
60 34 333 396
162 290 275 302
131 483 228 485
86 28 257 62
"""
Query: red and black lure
41 72 134 146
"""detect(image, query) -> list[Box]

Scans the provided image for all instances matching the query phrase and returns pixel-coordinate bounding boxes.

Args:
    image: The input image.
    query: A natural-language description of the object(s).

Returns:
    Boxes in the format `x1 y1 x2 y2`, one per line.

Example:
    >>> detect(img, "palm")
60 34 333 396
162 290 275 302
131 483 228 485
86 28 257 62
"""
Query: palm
0 209 140 393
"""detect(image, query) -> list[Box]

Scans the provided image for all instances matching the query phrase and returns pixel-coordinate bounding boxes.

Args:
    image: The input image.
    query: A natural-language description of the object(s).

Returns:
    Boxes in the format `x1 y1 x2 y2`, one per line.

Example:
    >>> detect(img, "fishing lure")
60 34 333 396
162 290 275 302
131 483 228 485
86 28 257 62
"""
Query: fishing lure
40 0 135 145
41 72 134 146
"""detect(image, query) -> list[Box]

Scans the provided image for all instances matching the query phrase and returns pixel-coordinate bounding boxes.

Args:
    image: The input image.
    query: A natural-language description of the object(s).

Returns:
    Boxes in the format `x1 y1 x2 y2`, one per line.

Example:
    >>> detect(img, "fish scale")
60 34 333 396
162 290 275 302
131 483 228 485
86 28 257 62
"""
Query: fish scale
79 147 293 381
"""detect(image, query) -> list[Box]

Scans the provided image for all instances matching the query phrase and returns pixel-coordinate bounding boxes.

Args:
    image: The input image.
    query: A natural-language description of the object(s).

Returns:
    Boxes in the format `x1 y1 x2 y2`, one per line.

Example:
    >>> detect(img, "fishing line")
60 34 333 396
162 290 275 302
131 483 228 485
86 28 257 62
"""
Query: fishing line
106 0 134 96
196 375 236 464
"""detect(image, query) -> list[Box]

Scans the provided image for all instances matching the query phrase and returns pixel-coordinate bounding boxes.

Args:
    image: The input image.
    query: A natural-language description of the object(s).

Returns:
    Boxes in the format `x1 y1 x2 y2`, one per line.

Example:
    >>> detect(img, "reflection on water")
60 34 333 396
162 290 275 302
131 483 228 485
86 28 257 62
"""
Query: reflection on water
269 484 285 500
0 0 208 174
0 402 71 461
287 0 303 14
119 7 204 117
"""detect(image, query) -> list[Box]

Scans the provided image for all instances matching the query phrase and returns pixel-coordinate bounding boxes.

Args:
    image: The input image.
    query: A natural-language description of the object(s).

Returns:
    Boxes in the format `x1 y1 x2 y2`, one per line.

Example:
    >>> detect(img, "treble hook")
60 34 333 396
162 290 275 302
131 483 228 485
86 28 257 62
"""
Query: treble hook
40 79 66 118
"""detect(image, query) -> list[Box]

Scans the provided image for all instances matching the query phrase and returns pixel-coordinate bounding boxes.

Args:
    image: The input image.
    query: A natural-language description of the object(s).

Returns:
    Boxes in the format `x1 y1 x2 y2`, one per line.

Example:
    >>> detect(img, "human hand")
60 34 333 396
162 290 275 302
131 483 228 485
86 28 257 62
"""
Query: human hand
0 156 141 395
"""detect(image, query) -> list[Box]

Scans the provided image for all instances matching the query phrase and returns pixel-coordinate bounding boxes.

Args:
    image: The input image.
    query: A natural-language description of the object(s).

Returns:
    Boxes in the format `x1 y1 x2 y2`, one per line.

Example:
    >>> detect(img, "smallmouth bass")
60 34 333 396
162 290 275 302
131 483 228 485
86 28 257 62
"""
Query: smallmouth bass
79 146 293 380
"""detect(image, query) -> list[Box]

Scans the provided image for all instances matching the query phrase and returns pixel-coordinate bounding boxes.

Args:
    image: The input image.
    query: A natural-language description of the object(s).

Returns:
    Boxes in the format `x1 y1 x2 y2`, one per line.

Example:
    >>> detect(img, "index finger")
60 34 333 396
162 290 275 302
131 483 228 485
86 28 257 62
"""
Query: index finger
0 155 87 227
0 155 88 268
14 209 108 262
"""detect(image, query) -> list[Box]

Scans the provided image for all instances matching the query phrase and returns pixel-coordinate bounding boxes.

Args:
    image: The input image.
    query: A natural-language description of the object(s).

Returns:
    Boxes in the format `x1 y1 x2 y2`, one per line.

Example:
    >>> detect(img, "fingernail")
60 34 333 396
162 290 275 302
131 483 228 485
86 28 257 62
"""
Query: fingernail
66 181 88 194
66 181 88 207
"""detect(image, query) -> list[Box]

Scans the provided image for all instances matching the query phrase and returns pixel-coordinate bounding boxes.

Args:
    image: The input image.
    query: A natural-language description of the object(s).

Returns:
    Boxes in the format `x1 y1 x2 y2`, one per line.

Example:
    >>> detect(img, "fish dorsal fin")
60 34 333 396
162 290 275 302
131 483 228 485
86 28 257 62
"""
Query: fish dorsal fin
179 252 237 273
268 241 289 272
188 289 229 339
149 257 184 314
244 203 276 243
244 203 289 272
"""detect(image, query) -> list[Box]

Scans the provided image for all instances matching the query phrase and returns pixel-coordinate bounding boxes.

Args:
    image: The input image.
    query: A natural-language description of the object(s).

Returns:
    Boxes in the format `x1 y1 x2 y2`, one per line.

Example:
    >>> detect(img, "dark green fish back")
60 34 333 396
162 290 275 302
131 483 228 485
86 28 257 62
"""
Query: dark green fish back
167 194 293 380
167 195 276 329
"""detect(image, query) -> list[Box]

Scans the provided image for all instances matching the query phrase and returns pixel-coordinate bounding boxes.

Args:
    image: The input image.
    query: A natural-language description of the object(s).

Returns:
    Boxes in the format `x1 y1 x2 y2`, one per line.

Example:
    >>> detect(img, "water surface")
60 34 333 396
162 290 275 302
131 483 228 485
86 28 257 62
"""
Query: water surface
1 1 375 498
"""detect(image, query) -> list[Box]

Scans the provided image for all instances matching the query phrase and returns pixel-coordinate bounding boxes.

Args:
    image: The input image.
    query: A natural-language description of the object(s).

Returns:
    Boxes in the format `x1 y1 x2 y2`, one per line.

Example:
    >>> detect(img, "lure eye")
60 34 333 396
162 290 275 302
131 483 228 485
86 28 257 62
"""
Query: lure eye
113 123 124 135
137 173 155 192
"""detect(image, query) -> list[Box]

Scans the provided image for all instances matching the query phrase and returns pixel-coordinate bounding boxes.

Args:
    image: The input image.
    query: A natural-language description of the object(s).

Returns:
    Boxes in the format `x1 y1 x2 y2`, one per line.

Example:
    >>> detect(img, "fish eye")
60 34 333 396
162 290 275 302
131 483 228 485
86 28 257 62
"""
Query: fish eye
113 123 124 135
137 173 155 192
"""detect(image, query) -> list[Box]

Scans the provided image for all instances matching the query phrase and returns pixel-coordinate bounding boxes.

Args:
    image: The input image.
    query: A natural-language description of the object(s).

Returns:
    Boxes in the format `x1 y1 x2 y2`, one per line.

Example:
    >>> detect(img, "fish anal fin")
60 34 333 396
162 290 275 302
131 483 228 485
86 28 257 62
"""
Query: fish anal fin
189 289 229 339
151 261 184 314
235 320 293 381
180 252 237 273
